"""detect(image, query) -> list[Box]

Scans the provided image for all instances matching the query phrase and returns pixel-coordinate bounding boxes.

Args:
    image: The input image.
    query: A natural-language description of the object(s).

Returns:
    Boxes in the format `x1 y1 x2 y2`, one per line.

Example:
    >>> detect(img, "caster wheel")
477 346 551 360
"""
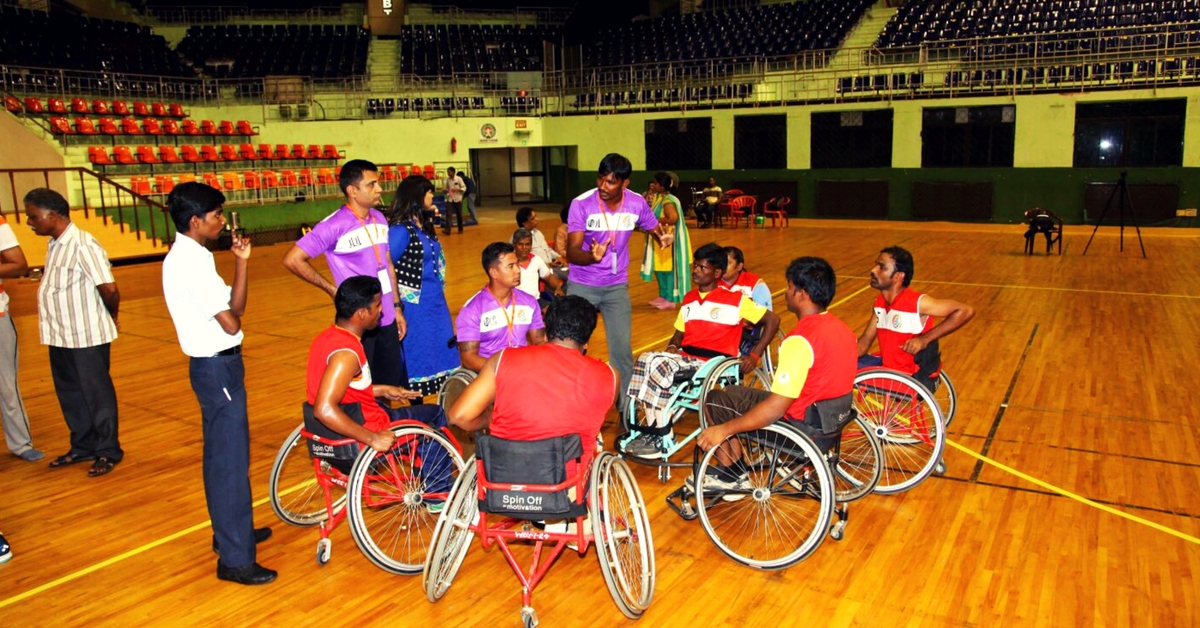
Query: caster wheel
316 538 332 566
935 459 946 475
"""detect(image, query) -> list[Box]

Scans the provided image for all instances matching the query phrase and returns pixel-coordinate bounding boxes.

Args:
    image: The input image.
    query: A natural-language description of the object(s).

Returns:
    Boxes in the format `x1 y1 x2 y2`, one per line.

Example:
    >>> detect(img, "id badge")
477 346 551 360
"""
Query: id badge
377 268 393 295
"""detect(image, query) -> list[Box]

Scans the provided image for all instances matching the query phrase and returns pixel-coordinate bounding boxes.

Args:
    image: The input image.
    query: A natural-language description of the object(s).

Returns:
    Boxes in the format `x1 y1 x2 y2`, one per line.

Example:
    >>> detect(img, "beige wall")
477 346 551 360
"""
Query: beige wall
0 114 67 216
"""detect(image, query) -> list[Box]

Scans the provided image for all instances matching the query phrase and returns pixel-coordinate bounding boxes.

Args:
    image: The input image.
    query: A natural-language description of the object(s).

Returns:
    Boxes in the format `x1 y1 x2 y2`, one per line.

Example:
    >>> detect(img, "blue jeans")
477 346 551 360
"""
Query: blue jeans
386 404 453 496
857 354 883 369
567 281 632 412
190 354 256 568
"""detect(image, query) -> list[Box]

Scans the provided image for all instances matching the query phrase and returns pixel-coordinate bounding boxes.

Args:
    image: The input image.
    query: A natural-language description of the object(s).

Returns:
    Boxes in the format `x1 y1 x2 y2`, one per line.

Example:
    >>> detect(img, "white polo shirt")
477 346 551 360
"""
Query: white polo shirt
162 235 243 357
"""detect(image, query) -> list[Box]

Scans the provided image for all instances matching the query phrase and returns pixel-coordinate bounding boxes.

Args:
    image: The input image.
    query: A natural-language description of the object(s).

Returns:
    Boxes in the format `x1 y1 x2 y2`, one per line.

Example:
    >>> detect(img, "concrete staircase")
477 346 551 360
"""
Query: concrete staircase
368 38 401 93
830 1 900 72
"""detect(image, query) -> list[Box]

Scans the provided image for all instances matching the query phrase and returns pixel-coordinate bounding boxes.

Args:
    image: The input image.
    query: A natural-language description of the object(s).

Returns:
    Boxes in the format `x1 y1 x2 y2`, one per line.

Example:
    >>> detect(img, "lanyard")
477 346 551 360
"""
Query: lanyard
489 288 518 347
596 194 620 273
346 206 384 270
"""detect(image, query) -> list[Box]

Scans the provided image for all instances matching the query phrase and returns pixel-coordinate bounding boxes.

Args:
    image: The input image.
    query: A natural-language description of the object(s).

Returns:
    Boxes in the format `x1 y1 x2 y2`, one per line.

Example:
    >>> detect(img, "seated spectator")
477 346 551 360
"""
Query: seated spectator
306 276 453 505
698 177 722 228
456 242 547 372
721 246 773 310
624 243 780 456
696 257 857 490
553 205 570 263
1024 207 1061 250
513 228 564 304
515 206 568 284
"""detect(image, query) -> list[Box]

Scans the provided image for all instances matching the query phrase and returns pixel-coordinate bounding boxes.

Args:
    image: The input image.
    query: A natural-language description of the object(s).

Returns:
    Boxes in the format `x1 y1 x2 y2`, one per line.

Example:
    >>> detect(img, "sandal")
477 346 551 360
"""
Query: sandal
88 457 117 478
48 452 95 469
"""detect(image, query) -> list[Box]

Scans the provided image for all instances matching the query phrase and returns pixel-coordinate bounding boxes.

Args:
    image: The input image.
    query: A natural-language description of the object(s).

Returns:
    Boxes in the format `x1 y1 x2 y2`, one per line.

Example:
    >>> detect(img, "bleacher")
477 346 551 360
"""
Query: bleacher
175 24 368 79
401 24 555 76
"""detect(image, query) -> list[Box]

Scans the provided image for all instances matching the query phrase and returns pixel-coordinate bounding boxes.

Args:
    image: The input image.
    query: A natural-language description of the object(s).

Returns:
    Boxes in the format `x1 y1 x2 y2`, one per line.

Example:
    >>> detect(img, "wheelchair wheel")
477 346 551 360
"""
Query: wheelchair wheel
347 424 465 575
590 453 655 618
831 416 883 503
932 370 957 429
696 423 835 570
269 424 343 526
852 369 946 495
696 357 745 429
436 368 476 412
424 461 479 602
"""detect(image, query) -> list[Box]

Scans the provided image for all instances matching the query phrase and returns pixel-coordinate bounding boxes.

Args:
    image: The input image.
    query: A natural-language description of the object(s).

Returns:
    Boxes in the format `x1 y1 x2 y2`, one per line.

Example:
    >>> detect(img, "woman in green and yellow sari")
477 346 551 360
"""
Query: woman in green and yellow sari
641 171 692 309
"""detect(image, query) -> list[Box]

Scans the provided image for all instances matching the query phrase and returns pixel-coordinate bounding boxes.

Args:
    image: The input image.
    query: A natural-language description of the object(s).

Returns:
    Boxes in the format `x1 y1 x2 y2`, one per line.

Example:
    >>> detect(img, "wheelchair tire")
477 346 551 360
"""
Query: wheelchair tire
831 416 884 503
347 424 465 575
590 453 655 618
424 461 479 602
696 423 835 570
269 424 343 526
436 368 476 413
933 369 958 429
696 357 744 429
853 369 946 495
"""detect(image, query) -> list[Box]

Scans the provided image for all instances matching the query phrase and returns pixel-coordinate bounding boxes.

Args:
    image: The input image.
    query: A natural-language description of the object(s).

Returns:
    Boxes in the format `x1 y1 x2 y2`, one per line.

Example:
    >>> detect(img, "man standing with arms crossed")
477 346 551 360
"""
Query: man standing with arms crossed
163 182 275 585
284 159 409 394
565 153 672 412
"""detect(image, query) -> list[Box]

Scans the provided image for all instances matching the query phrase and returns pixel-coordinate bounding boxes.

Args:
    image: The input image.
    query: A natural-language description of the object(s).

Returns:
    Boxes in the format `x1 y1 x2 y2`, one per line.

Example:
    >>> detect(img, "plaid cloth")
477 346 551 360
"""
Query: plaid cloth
626 352 705 428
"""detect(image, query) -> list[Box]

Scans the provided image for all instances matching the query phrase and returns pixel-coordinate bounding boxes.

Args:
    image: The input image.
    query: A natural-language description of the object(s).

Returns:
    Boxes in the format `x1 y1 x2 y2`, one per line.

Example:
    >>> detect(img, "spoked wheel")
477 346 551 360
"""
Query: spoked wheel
852 369 946 495
831 416 884 503
437 369 479 459
347 425 464 574
696 357 745 428
932 370 957 429
590 453 655 618
424 462 479 602
695 424 835 570
269 424 345 526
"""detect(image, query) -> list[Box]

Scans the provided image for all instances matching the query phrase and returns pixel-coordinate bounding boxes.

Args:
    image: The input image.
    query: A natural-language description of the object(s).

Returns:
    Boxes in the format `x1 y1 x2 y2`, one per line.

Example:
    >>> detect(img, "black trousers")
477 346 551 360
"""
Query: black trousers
48 344 122 460
363 318 408 389
443 200 464 234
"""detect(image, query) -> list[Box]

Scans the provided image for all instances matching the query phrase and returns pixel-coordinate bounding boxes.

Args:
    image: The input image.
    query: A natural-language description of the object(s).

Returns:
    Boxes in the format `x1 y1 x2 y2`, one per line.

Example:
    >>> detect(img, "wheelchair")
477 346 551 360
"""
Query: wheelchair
437 367 479 456
852 368 947 494
268 403 465 573
423 434 655 627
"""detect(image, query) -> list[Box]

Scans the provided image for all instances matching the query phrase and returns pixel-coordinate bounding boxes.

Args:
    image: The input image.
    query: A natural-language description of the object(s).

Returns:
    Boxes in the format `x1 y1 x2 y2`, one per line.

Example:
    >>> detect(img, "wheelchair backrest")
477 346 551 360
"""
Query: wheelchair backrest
302 402 364 461
475 433 586 520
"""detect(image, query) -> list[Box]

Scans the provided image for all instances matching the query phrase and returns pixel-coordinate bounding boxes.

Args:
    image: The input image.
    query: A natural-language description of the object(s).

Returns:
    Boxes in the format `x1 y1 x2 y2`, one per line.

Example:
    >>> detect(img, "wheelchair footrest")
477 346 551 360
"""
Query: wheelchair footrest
665 484 698 521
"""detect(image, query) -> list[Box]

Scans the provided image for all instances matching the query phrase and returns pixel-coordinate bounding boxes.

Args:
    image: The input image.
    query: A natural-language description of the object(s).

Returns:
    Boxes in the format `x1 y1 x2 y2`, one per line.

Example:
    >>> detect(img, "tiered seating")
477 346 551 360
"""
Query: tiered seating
87 143 344 170
876 0 1200 55
119 164 356 204
401 24 556 76
572 84 754 110
366 96 488 116
583 0 873 69
176 24 368 78
0 6 194 77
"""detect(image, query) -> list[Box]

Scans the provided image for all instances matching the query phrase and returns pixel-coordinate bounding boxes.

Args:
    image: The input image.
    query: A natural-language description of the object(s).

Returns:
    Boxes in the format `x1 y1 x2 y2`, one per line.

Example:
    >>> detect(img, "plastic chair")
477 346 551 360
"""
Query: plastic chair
88 146 114 167
136 145 160 165
726 195 756 229
763 195 791 228
113 146 137 165
158 145 184 164
219 145 242 161
75 118 100 135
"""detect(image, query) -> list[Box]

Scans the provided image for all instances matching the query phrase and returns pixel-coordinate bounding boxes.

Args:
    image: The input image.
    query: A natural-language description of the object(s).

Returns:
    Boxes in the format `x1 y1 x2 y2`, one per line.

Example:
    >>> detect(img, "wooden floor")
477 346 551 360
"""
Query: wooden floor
1 210 1197 626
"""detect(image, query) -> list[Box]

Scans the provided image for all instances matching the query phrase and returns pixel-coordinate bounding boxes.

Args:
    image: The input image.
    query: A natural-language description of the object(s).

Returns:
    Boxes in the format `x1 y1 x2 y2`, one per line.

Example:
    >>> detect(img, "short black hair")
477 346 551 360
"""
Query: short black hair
23 188 69 217
880 245 914 287
559 204 570 223
694 242 728 273
167 182 226 232
512 228 532 244
481 241 515 274
338 159 377 197
786 257 837 310
335 275 382 320
515 206 535 227
597 153 632 180
447 167 456 175
544 295 598 345
653 171 674 192
724 246 745 266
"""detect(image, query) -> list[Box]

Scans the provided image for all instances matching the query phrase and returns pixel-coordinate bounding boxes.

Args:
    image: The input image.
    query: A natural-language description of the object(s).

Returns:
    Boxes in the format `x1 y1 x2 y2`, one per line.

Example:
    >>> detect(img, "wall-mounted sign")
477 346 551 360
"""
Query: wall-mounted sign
514 120 527 129
480 123 498 143
367 0 405 36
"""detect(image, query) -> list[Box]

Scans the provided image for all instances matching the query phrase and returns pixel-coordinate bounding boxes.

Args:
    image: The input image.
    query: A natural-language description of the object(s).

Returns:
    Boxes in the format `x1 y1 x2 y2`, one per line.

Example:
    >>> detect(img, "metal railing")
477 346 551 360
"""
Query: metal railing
144 5 359 25
0 167 172 246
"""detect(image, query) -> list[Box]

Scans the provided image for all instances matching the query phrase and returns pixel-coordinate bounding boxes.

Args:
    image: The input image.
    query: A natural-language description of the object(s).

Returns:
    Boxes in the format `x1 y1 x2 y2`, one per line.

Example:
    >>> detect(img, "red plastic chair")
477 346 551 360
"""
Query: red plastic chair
119 117 143 135
182 119 202 135
97 117 120 135
47 98 67 114
199 120 217 135
321 144 341 160
133 101 150 116
203 173 223 190
48 117 75 135
238 144 257 161
181 145 204 163
763 196 791 228
726 195 756 229
257 144 272 160
154 175 175 195
113 146 137 165
235 120 257 136
167 103 185 118
23 98 45 114
70 98 89 114
88 146 114 167
274 144 291 160
136 145 160 165
75 118 100 135
151 102 168 117
219 145 242 161
162 119 181 135
200 145 222 162
159 145 184 164
90 99 109 115
217 120 235 135
305 145 322 160
3 95 23 113
112 100 129 116
290 144 307 159
142 118 163 135
129 175 152 195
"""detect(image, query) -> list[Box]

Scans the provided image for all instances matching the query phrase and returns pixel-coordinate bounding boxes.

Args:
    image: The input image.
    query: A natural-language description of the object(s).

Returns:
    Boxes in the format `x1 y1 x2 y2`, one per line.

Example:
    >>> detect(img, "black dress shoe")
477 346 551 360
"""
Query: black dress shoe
212 527 273 553
217 562 278 585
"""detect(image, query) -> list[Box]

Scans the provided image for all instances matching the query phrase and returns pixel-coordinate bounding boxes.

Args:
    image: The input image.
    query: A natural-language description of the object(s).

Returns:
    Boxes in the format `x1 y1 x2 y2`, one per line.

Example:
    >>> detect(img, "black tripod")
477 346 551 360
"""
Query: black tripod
1083 172 1146 258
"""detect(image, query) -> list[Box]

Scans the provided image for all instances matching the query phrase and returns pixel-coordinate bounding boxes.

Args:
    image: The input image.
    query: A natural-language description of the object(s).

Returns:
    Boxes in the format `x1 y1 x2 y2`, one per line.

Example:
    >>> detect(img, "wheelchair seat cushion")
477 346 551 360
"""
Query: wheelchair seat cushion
303 402 364 461
789 393 856 454
475 433 588 520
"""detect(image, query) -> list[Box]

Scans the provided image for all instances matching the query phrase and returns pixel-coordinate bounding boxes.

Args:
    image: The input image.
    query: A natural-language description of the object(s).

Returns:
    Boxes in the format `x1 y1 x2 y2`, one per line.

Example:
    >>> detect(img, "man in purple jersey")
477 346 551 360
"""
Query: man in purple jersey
283 159 409 391
456 241 546 372
566 153 673 412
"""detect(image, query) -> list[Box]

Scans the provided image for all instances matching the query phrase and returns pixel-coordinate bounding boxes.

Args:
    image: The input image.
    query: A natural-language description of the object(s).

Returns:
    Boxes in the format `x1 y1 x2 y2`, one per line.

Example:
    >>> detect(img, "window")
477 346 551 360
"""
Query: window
645 117 712 170
921 106 1015 167
734 114 787 169
811 109 893 168
1073 99 1185 167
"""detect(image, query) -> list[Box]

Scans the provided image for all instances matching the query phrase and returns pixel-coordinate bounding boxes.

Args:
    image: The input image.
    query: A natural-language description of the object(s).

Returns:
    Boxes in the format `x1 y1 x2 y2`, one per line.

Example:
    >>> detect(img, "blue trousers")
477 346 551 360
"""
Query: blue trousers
190 354 256 569
385 404 453 496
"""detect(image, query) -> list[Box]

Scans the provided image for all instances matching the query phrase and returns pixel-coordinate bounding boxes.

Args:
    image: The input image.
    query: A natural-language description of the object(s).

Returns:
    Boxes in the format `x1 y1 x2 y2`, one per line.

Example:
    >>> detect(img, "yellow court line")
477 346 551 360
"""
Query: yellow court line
945 439 1200 545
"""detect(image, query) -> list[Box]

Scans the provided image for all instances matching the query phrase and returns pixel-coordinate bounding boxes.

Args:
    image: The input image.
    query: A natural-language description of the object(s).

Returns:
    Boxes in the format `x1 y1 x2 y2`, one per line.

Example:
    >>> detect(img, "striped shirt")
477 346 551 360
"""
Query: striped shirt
37 223 118 348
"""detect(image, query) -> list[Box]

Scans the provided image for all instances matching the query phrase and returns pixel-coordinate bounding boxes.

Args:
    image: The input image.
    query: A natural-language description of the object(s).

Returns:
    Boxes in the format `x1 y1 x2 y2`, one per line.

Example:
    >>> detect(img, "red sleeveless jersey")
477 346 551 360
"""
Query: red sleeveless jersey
873 288 937 376
783 313 857 420
491 343 615 450
679 286 745 358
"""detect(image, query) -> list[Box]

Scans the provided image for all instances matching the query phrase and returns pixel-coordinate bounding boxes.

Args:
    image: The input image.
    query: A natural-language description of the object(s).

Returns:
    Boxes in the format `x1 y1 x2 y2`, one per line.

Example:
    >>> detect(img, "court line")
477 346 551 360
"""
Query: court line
946 439 1200 545
971 325 1039 482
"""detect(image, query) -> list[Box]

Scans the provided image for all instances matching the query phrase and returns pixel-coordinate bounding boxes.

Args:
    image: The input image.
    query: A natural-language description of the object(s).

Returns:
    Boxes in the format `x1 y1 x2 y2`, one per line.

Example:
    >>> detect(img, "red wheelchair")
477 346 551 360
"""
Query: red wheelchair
268 403 465 573
423 433 656 627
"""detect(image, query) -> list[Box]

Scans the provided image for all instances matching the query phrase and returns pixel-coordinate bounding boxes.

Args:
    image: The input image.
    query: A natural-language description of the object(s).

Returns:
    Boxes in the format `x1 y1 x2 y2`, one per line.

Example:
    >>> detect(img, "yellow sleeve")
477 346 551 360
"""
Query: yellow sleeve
770 336 814 399
673 307 686 333
738 295 768 324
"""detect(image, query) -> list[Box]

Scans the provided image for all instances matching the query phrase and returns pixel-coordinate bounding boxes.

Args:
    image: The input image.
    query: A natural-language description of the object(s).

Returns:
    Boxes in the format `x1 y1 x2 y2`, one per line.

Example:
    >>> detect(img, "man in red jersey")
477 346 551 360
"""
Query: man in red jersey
856 246 974 392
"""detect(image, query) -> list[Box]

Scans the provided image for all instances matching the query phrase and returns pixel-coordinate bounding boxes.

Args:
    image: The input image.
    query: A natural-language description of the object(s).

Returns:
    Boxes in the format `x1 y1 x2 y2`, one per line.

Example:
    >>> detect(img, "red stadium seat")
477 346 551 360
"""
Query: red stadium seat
203 173 223 190
244 171 261 190
133 101 150 117
91 100 110 115
238 144 257 160
280 170 299 187
256 143 272 160
305 144 322 160
261 170 280 189
75 118 100 135
97 117 120 135
219 145 241 161
274 144 290 160
298 168 314 186
397 165 410 179
235 120 257 136
120 117 143 135
217 120 235 135
159 145 183 164
178 173 197 184
321 144 341 160
199 120 217 134
23 98 45 114
113 146 137 165
136 145 160 165
48 117 75 135
47 98 67 114
182 119 202 135
379 165 395 182
88 146 114 166
70 98 89 114
317 167 336 185
112 100 129 116
142 118 163 135
168 103 185 118
181 145 204 163
154 175 175 195
200 145 222 162
162 119 181 135
3 95 22 113
129 175 152 195
290 144 306 159
423 165 436 180
151 102 168 117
